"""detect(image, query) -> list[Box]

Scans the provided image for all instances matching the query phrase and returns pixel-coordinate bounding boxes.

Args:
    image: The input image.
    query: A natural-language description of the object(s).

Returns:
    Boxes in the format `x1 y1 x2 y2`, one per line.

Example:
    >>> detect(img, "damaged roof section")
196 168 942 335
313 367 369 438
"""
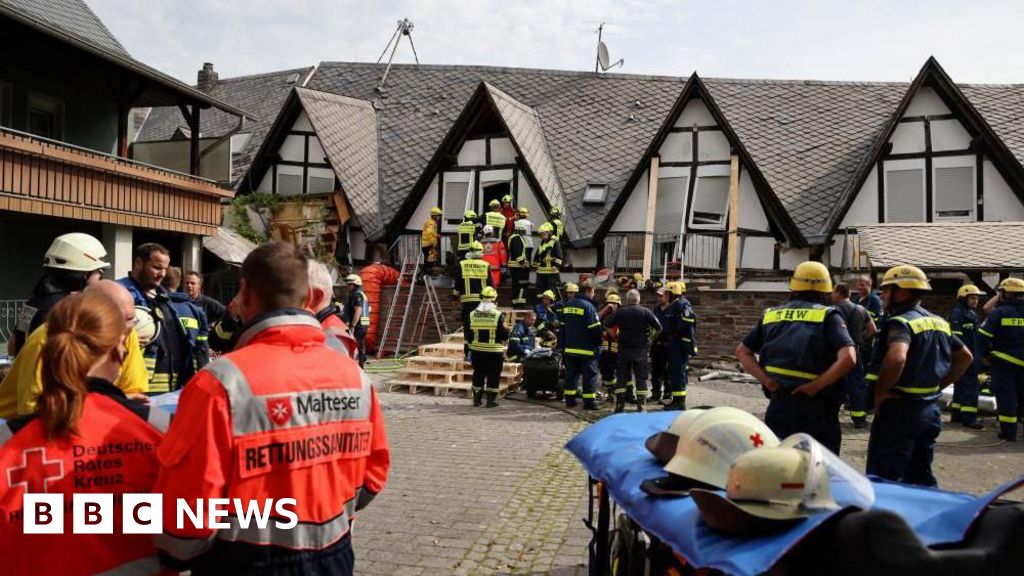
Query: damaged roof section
294 88 381 235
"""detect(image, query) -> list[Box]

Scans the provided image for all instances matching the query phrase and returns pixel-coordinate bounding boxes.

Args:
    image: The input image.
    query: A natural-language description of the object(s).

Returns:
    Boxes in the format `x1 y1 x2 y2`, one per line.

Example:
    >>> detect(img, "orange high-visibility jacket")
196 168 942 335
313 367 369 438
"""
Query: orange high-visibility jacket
482 240 508 287
0 391 165 576
154 310 391 571
319 309 359 359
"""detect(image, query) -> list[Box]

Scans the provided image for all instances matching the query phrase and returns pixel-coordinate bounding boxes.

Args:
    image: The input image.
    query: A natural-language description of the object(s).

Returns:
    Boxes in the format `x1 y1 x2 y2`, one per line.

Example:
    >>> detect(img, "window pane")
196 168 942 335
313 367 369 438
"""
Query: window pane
583 184 608 204
277 173 303 196
886 169 924 223
308 175 335 194
934 166 973 218
655 177 687 235
443 181 470 220
690 175 729 227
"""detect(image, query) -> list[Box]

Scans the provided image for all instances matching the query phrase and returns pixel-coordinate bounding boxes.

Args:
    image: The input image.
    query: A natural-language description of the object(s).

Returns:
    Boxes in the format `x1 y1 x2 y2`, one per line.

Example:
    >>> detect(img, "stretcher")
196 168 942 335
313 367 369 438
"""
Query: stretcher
566 412 1023 576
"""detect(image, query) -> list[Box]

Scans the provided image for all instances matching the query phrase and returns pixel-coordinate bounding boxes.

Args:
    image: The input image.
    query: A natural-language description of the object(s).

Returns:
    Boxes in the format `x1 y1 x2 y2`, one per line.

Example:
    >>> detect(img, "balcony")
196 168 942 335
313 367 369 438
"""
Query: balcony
604 232 727 276
0 127 232 235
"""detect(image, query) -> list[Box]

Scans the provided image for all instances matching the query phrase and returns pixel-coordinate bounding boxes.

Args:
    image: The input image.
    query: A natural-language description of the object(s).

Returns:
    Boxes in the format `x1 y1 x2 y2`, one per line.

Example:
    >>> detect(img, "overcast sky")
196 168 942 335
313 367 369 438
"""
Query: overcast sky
90 0 1024 84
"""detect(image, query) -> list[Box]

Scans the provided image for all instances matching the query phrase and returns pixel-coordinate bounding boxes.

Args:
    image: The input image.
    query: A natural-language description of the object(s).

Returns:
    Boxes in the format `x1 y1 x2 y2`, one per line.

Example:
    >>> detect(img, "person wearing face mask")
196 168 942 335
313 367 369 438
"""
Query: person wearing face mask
0 290 168 576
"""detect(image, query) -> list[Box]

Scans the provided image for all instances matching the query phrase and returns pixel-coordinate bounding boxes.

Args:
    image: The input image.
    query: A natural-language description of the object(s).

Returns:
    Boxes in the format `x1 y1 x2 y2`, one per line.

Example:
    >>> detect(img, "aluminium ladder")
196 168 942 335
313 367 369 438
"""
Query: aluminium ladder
376 252 421 359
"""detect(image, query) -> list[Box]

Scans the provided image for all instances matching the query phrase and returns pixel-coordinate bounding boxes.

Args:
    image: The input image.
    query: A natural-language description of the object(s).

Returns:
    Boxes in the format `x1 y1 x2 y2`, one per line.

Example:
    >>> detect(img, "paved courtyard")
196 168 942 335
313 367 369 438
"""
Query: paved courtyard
354 368 1024 575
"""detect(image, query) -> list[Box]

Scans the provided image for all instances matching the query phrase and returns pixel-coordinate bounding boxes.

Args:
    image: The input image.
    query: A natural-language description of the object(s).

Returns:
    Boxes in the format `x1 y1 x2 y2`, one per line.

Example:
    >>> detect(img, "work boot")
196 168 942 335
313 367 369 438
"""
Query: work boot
472 389 484 407
636 398 647 413
486 392 499 408
950 410 962 424
664 397 686 411
582 400 600 411
614 394 626 414
962 420 983 430
649 389 662 403
853 419 867 430
565 397 578 408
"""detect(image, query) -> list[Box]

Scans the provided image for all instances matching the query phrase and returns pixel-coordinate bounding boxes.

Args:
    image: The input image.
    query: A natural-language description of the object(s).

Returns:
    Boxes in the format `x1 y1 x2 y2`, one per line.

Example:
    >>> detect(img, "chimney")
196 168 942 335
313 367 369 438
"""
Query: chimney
197 62 218 92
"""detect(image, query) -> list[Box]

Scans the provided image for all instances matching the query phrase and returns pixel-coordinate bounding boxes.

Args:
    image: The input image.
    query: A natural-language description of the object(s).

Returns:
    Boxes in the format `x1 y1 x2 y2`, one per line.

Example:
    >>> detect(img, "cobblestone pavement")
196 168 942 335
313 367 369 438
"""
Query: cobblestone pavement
354 367 1023 575
353 383 592 576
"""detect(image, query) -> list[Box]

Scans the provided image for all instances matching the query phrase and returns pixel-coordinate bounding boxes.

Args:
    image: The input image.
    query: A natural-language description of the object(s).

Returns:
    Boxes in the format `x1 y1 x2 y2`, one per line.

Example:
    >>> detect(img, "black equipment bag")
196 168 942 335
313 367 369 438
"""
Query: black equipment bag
524 350 561 398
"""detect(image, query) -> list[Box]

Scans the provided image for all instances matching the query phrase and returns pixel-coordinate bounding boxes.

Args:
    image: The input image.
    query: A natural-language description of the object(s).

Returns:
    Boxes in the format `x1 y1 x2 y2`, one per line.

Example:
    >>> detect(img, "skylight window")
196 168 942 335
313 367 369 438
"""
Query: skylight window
583 183 608 205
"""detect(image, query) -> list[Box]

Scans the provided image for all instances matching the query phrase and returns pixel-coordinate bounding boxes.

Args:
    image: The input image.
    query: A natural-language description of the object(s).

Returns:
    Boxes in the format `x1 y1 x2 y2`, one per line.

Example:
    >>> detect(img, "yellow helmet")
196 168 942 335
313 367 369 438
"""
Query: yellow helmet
606 293 621 305
430 207 443 216
677 280 687 294
789 262 833 294
879 265 931 291
481 286 498 300
957 284 985 299
565 282 579 294
518 207 529 216
469 241 484 253
538 222 553 234
666 282 683 296
998 277 1024 293
464 210 477 220
550 206 562 217
488 199 501 208
502 194 514 203
540 290 556 301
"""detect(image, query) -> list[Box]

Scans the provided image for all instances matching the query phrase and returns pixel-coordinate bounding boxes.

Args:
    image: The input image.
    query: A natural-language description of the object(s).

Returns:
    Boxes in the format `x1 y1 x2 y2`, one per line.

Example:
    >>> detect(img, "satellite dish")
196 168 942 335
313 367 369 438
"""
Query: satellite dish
598 41 611 71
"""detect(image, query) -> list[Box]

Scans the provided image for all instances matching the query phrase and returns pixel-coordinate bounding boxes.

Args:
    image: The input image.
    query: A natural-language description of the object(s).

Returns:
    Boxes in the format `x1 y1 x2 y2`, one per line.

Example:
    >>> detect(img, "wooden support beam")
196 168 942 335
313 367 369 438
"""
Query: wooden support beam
726 154 740 289
641 156 660 280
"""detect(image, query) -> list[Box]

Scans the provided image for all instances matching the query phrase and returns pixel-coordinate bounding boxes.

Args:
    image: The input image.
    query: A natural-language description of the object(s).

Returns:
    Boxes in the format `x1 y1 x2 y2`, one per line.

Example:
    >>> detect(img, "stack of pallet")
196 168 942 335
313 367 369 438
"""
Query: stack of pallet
386 307 529 397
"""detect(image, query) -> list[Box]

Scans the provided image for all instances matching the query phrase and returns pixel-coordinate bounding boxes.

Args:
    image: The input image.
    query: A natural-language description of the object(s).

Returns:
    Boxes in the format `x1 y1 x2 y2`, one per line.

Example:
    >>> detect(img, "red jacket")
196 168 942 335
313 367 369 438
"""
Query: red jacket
482 240 508 287
0 392 165 576
154 310 390 571
319 308 359 359
501 205 517 237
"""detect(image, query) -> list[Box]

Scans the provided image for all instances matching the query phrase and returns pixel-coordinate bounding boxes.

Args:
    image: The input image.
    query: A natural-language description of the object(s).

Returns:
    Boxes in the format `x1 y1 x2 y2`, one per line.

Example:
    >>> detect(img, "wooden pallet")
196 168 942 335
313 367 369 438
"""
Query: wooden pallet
405 355 465 371
385 379 516 398
418 342 466 358
444 333 465 344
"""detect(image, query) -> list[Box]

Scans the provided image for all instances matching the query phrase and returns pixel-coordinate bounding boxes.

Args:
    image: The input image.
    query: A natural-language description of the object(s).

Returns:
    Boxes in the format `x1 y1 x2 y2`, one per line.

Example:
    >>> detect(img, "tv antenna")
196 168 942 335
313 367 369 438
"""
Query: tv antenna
595 22 624 74
376 18 420 92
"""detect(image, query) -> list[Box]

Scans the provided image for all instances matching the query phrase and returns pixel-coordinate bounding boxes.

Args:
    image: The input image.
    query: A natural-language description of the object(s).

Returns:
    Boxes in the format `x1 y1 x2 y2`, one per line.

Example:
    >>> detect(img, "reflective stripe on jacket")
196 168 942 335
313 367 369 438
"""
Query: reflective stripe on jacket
756 301 839 388
561 296 602 357
457 221 477 250
978 300 1024 368
456 259 490 303
535 239 563 274
868 305 955 399
469 308 507 353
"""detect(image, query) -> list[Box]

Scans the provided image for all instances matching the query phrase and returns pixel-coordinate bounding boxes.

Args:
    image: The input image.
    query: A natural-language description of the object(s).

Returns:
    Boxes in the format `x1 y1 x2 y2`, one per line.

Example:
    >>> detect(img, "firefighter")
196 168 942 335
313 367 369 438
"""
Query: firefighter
736 262 857 455
155 242 390 573
118 243 207 393
663 281 696 411
598 292 621 401
507 219 532 308
865 265 972 485
483 199 506 233
422 207 443 275
480 225 507 287
978 277 1024 441
561 282 603 410
832 283 876 429
549 206 566 246
650 287 671 403
949 284 986 429
605 289 663 413
507 310 537 362
11 232 109 356
500 194 517 241
342 273 371 367
454 241 492 358
457 210 480 261
468 286 509 408
0 291 168 576
534 222 563 300
534 290 559 346
517 207 535 261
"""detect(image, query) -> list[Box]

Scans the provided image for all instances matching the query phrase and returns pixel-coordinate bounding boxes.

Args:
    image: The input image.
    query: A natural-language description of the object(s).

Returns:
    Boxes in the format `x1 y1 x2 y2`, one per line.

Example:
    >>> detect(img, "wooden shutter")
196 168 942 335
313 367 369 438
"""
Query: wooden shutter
934 166 974 219
655 176 687 236
886 168 925 223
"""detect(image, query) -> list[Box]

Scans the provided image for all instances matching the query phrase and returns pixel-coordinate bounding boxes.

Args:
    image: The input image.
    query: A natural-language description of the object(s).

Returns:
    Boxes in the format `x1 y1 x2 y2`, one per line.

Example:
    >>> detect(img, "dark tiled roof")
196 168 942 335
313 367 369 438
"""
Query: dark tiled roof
703 79 909 238
1 0 129 57
136 67 313 187
483 83 575 238
295 88 381 234
858 222 1024 270
960 84 1024 170
308 62 685 240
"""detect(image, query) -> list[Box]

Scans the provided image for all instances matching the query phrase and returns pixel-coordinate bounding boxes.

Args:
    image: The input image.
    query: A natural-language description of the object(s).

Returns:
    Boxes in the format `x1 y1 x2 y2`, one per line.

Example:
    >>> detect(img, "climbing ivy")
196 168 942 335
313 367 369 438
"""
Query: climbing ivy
228 193 281 244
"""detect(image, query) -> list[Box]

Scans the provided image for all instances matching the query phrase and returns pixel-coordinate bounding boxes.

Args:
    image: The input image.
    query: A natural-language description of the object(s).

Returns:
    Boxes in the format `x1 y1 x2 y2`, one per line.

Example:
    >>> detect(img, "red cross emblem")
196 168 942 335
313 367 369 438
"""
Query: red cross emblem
749 433 765 448
266 398 293 426
7 448 64 493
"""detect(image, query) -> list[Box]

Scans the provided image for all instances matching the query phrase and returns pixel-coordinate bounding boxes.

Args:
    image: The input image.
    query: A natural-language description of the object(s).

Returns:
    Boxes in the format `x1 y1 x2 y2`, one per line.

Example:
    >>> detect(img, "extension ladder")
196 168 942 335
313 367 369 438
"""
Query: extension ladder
376 253 421 359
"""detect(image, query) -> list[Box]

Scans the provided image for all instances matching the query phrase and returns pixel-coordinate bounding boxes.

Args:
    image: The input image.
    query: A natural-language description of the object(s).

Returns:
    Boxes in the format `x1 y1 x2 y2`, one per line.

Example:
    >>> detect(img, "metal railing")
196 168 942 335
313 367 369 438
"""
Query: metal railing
391 233 454 267
0 300 27 350
604 232 726 276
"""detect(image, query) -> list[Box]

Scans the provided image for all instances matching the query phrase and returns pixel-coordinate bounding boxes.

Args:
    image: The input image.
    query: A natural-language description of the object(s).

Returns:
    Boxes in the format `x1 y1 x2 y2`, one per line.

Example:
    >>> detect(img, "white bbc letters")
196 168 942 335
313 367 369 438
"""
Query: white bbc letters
73 493 114 534
23 494 63 534
122 494 163 534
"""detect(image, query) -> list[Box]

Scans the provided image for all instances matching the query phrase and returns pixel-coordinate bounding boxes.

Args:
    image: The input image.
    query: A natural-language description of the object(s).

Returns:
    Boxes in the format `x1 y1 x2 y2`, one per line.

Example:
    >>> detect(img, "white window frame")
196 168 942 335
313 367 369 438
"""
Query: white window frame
932 156 976 222
442 171 473 224
583 183 608 205
687 165 732 230
883 158 926 224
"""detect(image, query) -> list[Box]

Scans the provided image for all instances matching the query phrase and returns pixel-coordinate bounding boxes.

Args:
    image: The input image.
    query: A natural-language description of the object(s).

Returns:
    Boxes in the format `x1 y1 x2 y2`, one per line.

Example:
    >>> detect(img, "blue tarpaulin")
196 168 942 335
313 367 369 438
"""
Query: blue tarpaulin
566 412 1022 576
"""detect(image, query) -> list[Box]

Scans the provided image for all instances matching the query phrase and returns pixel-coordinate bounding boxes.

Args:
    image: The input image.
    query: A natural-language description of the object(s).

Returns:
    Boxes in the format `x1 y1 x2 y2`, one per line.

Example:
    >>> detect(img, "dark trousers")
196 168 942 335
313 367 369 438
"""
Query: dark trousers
666 340 689 400
472 351 503 394
536 273 559 301
951 365 981 424
461 301 479 357
191 532 354 575
510 268 530 308
990 361 1024 438
353 324 367 367
765 390 842 455
617 348 649 396
564 354 598 402
650 341 669 398
866 399 941 487
599 350 618 389
846 360 869 423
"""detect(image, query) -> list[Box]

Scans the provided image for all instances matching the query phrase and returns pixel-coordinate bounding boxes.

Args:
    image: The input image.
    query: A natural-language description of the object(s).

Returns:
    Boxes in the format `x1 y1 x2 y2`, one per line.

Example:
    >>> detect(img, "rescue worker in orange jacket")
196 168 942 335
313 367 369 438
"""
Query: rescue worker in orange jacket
481 225 508 287
308 260 359 359
154 242 391 575
0 291 169 576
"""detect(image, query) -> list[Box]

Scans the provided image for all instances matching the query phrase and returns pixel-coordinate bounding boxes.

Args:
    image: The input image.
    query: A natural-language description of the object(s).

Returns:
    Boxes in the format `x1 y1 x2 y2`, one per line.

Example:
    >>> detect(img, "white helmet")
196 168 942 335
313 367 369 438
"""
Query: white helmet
134 306 161 347
482 225 495 237
646 408 707 465
43 233 110 272
344 274 362 287
514 218 532 233
663 406 779 490
690 445 838 535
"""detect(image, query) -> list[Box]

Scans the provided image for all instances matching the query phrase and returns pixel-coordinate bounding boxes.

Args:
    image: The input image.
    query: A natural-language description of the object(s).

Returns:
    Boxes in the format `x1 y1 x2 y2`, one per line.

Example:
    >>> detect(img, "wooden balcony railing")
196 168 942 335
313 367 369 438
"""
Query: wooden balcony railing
0 127 231 235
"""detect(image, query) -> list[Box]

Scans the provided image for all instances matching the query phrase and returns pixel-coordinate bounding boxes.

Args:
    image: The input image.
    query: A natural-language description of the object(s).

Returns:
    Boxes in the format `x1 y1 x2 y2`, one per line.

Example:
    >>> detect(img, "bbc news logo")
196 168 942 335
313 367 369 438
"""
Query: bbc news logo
22 494 298 534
